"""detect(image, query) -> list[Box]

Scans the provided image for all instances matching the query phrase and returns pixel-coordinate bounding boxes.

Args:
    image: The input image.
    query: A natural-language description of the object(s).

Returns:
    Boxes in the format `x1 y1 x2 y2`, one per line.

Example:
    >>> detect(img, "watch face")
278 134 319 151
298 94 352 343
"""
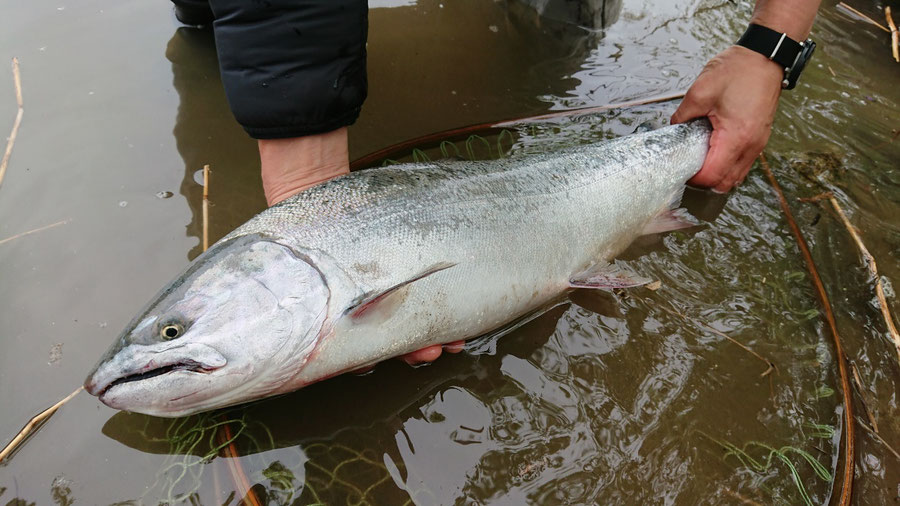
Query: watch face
785 40 816 90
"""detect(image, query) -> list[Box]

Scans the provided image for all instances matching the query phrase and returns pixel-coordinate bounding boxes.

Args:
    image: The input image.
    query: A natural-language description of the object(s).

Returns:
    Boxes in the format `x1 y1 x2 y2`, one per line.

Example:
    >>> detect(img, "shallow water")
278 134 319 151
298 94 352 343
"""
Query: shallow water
1 0 898 504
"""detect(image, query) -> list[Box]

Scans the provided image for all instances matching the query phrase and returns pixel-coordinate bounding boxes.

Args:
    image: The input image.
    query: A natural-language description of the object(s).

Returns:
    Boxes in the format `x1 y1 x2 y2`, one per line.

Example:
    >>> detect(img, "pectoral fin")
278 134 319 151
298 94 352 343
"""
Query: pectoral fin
346 261 456 320
569 262 653 290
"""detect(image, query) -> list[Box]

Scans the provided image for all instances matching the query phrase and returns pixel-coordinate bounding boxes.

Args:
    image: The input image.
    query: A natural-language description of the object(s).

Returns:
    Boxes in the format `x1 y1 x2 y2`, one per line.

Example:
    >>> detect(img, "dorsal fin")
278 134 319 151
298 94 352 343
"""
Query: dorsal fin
346 262 456 320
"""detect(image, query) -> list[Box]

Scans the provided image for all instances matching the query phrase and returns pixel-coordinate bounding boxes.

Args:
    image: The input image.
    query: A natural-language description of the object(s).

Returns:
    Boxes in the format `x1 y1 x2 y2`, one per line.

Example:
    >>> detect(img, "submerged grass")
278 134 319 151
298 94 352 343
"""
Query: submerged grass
147 411 421 505
142 411 263 503
705 429 834 506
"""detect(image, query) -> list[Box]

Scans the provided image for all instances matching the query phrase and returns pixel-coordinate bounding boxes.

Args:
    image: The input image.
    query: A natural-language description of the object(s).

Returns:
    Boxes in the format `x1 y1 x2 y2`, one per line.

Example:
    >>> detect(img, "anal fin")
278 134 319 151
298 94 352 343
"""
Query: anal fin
641 207 700 235
569 262 653 290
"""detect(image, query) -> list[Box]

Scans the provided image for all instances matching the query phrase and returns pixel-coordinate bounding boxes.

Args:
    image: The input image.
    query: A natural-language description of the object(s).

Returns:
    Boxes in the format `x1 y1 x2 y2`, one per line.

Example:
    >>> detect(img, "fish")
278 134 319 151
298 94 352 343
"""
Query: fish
84 119 711 417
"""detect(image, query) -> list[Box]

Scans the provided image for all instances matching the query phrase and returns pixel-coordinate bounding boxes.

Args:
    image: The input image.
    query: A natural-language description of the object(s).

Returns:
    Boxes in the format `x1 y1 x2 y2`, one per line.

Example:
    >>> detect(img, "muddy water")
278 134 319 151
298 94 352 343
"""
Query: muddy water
1 0 898 504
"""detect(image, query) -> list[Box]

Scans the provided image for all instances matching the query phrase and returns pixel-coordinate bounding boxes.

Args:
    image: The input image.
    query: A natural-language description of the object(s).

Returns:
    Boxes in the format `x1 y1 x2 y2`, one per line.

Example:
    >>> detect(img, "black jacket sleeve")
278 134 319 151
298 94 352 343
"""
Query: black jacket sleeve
208 0 368 139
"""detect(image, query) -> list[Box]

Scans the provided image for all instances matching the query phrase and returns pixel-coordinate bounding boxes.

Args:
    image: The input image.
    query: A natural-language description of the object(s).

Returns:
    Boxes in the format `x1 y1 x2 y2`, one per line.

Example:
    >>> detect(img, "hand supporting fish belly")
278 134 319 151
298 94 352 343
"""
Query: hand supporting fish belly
84 120 711 417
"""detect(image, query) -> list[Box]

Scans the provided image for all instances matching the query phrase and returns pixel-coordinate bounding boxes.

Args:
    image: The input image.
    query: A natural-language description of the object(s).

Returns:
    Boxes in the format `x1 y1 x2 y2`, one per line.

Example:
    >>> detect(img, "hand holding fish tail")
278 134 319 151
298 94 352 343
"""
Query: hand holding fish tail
670 45 782 193
672 0 821 193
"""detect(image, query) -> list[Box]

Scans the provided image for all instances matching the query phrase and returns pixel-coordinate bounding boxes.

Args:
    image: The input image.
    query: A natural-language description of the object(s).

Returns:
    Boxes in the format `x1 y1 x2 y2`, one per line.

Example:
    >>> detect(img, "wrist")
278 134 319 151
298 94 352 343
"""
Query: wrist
734 20 817 90
259 128 350 206
750 1 819 41
726 45 785 88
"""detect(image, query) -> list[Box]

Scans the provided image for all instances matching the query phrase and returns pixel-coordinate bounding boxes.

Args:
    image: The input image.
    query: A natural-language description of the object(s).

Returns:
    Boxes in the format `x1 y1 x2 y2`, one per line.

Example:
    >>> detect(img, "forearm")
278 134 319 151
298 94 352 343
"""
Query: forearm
209 0 368 139
751 0 822 41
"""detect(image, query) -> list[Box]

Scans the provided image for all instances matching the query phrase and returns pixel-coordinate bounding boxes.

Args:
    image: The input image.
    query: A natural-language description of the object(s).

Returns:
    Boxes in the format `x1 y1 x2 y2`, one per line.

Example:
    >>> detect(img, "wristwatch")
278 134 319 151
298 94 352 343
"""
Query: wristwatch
736 23 816 90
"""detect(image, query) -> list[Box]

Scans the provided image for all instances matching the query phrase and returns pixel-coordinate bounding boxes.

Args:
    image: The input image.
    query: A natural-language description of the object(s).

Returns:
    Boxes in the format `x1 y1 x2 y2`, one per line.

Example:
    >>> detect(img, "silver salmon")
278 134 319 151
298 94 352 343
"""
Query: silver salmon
84 120 710 417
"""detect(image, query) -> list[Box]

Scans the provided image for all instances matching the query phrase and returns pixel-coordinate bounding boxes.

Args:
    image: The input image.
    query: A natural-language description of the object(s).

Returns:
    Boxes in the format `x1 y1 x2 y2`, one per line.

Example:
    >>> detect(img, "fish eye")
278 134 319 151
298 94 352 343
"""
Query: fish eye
161 323 184 340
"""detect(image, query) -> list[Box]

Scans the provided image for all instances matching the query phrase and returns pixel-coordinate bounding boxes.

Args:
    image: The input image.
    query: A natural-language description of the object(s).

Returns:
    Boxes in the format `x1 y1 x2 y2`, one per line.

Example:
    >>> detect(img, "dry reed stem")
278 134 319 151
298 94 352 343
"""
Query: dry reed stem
202 164 210 251
0 219 70 246
759 154 854 506
657 304 776 377
855 416 900 461
494 91 688 126
827 65 837 77
837 2 891 32
0 386 83 462
850 362 879 433
887 7 899 62
826 196 900 365
0 57 24 189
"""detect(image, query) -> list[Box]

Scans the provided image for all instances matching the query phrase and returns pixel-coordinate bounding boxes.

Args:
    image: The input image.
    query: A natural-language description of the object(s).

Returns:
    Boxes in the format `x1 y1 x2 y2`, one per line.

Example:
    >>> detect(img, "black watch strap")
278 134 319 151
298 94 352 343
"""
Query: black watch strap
736 23 803 69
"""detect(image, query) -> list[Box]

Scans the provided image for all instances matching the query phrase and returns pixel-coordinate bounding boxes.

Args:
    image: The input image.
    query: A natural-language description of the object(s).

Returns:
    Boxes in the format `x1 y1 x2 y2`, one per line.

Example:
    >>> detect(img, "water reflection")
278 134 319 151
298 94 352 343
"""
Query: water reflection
517 0 623 29
166 26 266 260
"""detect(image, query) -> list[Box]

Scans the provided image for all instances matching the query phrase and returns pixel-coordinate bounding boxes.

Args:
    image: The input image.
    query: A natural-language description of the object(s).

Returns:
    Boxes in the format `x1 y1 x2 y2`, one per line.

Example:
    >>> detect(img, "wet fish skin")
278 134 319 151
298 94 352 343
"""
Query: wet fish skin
84 120 711 417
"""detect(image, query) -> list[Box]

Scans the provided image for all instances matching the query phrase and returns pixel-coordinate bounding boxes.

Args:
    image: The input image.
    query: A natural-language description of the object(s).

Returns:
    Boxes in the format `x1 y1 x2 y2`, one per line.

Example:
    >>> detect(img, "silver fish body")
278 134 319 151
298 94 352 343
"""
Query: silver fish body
85 120 710 417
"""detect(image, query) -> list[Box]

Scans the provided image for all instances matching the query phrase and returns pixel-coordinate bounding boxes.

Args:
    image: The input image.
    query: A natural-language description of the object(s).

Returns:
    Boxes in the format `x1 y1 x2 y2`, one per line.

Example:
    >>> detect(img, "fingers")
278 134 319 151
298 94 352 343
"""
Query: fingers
689 126 759 192
671 62 722 125
401 345 443 365
400 340 466 365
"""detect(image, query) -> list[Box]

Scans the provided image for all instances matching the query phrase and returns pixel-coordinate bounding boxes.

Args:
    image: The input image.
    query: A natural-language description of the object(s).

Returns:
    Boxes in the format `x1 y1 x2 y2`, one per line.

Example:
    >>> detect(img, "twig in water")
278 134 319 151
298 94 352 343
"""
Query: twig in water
759 154 854 506
0 386 83 462
797 192 834 203
202 164 210 251
722 487 765 506
827 65 837 77
850 362 878 433
657 304 776 377
0 57 24 189
887 7 899 62
836 2 890 32
217 421 262 506
0 219 70 246
826 196 900 365
855 416 900 461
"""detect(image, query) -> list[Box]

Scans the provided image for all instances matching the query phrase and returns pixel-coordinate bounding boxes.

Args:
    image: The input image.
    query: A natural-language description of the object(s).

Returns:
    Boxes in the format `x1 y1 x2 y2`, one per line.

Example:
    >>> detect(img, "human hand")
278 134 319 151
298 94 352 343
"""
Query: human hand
671 45 784 192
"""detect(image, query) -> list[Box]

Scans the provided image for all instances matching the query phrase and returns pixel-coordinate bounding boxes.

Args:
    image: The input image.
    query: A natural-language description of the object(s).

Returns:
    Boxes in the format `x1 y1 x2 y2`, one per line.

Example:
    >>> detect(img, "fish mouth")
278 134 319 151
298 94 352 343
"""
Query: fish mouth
85 342 228 399
98 360 219 398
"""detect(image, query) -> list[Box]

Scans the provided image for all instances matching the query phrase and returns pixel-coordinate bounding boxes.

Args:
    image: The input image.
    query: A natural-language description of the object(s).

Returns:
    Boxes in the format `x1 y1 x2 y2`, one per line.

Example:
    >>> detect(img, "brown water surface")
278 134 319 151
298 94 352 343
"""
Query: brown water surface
1 0 898 504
